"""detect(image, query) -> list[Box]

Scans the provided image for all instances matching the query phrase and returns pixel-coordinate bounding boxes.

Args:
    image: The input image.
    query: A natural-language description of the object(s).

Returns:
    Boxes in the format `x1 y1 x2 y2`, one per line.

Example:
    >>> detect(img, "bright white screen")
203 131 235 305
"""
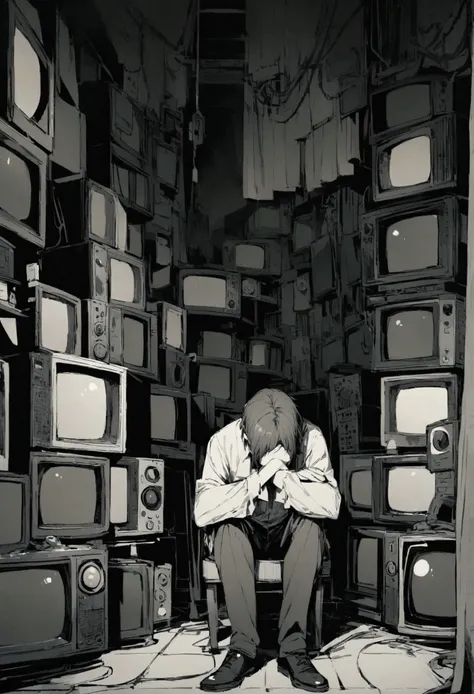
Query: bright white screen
165 308 183 350
389 136 431 188
235 244 265 270
110 466 128 524
395 386 448 434
387 466 436 514
182 276 226 309
41 297 69 353
13 30 41 120
56 372 107 440
251 342 266 366
110 259 135 303
90 190 107 239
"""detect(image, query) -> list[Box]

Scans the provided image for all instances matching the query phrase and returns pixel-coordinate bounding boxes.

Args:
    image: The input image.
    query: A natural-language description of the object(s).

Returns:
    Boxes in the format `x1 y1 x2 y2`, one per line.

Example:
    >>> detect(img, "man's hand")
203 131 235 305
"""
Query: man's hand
260 445 290 467
258 457 287 487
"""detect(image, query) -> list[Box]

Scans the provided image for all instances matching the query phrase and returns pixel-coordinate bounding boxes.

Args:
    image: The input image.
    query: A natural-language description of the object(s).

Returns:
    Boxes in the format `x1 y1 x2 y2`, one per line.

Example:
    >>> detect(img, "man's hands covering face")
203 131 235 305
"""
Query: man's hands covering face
258 445 290 488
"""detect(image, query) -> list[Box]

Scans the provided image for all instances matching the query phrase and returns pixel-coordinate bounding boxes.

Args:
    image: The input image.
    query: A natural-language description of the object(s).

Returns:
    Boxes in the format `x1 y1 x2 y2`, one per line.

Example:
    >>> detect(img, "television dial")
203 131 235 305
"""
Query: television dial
432 428 450 452
158 606 168 617
146 520 155 530
385 561 397 576
79 562 105 594
157 573 169 587
442 303 453 316
228 299 235 308
94 323 105 336
93 343 107 360
145 466 160 483
142 486 162 510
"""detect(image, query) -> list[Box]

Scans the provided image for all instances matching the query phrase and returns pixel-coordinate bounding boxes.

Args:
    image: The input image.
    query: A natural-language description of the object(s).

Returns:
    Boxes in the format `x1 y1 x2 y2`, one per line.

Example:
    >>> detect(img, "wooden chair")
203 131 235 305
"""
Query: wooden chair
203 557 331 653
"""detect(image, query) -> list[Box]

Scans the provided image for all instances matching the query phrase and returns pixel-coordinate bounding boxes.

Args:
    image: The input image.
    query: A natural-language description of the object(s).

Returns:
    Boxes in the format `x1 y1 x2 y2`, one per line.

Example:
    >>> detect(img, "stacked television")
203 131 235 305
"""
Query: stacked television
337 73 467 640
0 0 180 680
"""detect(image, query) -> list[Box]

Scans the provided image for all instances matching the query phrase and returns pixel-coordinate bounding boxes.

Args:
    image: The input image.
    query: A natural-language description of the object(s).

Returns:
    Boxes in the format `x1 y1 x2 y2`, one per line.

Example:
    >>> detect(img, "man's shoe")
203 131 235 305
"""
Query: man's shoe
277 654 329 692
200 650 259 692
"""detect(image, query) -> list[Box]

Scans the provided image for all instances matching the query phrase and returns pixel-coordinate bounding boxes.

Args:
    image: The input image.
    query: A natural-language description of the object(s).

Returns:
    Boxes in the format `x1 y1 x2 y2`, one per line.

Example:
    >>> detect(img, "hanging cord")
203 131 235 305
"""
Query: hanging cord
189 0 201 215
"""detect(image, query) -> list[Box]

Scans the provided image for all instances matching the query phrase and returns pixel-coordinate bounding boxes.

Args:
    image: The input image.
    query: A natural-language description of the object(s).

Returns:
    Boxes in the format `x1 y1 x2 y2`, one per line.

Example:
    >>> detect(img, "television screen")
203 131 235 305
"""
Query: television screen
165 307 184 351
13 28 49 137
350 469 372 508
110 259 138 304
38 464 99 527
201 331 232 359
121 569 145 631
0 141 38 232
55 370 110 442
395 386 448 436
250 342 266 367
405 544 456 624
123 316 145 367
41 296 75 354
183 275 227 310
113 160 149 211
235 244 265 270
387 465 436 514
382 214 439 274
380 85 431 132
110 466 128 524
0 478 23 547
198 364 231 401
356 537 379 589
384 308 434 360
383 136 431 189
293 220 313 251
150 394 176 440
89 187 110 242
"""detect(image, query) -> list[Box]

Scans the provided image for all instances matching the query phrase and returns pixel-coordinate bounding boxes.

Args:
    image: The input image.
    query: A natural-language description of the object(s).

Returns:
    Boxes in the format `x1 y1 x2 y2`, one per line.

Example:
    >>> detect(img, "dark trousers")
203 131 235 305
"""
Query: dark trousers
213 500 324 658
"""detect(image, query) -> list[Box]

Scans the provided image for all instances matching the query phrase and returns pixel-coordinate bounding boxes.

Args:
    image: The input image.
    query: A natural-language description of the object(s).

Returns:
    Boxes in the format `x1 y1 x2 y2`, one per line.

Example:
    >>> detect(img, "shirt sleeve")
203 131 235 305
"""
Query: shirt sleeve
193 432 260 527
279 428 341 520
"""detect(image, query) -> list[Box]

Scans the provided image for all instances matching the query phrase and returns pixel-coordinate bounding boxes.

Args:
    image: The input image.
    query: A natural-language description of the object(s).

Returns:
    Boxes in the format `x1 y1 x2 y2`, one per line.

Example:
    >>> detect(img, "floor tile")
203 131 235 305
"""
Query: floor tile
139 652 218 688
357 653 447 691
77 652 158 687
163 630 210 655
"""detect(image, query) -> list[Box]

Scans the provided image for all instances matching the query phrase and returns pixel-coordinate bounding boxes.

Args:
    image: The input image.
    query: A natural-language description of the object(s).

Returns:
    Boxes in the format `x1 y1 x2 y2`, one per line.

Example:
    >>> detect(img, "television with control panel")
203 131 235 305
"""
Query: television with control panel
22 281 81 355
178 269 241 318
41 241 146 311
8 351 127 457
372 293 465 372
345 526 455 639
0 0 55 152
0 472 29 553
110 457 164 538
190 357 247 411
108 558 154 647
372 115 468 204
0 545 108 666
150 385 191 450
222 239 282 276
361 196 467 289
340 454 374 521
28 451 110 541
247 337 284 374
381 372 458 450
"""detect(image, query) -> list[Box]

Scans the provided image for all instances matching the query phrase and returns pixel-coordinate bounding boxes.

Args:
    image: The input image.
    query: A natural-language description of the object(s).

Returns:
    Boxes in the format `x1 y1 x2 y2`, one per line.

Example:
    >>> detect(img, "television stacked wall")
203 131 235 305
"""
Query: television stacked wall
0 0 190 681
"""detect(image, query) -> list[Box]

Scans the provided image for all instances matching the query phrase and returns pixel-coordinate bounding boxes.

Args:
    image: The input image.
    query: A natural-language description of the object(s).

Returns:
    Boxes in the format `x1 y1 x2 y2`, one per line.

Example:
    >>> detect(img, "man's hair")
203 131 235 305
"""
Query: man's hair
241 388 301 465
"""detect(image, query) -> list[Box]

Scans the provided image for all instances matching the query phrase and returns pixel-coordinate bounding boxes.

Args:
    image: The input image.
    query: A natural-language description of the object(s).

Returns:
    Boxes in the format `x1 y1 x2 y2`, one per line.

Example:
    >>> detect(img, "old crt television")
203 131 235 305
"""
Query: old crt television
340 454 374 521
373 454 436 526
84 300 158 380
381 373 458 449
0 358 9 470
311 236 335 300
0 472 29 552
178 269 241 318
345 527 455 639
0 0 54 152
370 75 470 141
194 329 242 361
108 558 154 646
110 457 163 538
0 545 107 666
40 241 146 311
9 351 127 455
361 196 467 288
372 115 468 204
29 452 110 541
372 294 465 372
248 337 284 374
222 239 282 276
150 385 191 450
23 281 81 355
0 117 47 247
191 357 247 410
155 301 186 352
52 178 144 258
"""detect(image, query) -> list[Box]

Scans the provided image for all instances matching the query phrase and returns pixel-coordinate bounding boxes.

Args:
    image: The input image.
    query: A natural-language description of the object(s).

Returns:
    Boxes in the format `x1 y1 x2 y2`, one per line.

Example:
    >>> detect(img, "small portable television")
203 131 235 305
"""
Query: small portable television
0 472 29 553
190 357 247 411
155 301 186 352
247 202 291 238
178 269 241 318
311 236 336 300
0 545 108 666
194 329 242 361
222 239 282 276
159 347 190 391
0 0 55 152
0 118 47 248
372 454 436 525
345 526 455 639
361 196 467 289
372 293 465 372
381 372 458 450
51 178 144 258
154 563 172 627
108 558 154 647
110 457 164 538
28 451 110 541
150 385 191 451
40 241 146 311
0 358 9 470
427 418 459 472
340 454 374 521
9 351 127 456
247 337 284 374
372 114 468 204
22 281 81 355
84 300 158 380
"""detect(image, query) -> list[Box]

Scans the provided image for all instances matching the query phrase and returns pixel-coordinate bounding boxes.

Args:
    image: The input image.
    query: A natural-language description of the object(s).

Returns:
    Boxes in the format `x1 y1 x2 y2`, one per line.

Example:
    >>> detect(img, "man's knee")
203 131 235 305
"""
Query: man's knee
289 515 325 549
213 519 252 559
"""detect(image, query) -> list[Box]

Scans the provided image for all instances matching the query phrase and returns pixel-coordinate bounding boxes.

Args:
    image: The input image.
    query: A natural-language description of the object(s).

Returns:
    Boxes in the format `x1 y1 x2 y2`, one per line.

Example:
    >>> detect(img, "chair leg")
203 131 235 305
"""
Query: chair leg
206 584 220 653
313 581 324 651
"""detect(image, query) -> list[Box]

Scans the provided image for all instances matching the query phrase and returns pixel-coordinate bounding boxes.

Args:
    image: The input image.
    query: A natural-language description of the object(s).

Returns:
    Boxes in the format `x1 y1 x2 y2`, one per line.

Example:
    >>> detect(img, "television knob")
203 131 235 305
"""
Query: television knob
146 520 154 530
94 323 105 336
93 343 107 360
443 303 453 316
228 300 235 308
386 561 397 576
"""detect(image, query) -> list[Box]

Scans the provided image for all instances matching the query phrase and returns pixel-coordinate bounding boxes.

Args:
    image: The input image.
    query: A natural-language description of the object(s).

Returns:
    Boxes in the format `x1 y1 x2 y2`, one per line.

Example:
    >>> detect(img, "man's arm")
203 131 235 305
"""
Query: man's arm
273 428 341 520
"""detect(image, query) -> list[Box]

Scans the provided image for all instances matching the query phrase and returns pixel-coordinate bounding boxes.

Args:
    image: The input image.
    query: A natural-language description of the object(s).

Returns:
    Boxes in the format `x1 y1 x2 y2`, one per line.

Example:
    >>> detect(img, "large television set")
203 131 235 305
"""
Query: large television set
0 0 55 152
51 178 144 258
311 236 336 301
108 558 154 647
345 526 455 639
192 328 242 361
222 239 282 277
29 451 110 541
372 293 465 371
340 453 374 521
110 457 164 538
9 351 127 456
247 337 284 374
373 454 436 525
178 269 241 318
84 300 158 380
381 373 458 450
190 357 247 411
372 115 468 204
41 241 146 311
361 196 467 289
150 385 191 451
21 281 81 355
0 117 47 247
0 545 108 666
0 471 29 552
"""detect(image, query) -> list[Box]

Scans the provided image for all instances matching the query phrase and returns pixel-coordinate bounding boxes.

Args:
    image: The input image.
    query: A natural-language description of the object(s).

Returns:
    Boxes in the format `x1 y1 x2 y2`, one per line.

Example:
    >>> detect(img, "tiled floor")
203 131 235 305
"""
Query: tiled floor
9 622 454 694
